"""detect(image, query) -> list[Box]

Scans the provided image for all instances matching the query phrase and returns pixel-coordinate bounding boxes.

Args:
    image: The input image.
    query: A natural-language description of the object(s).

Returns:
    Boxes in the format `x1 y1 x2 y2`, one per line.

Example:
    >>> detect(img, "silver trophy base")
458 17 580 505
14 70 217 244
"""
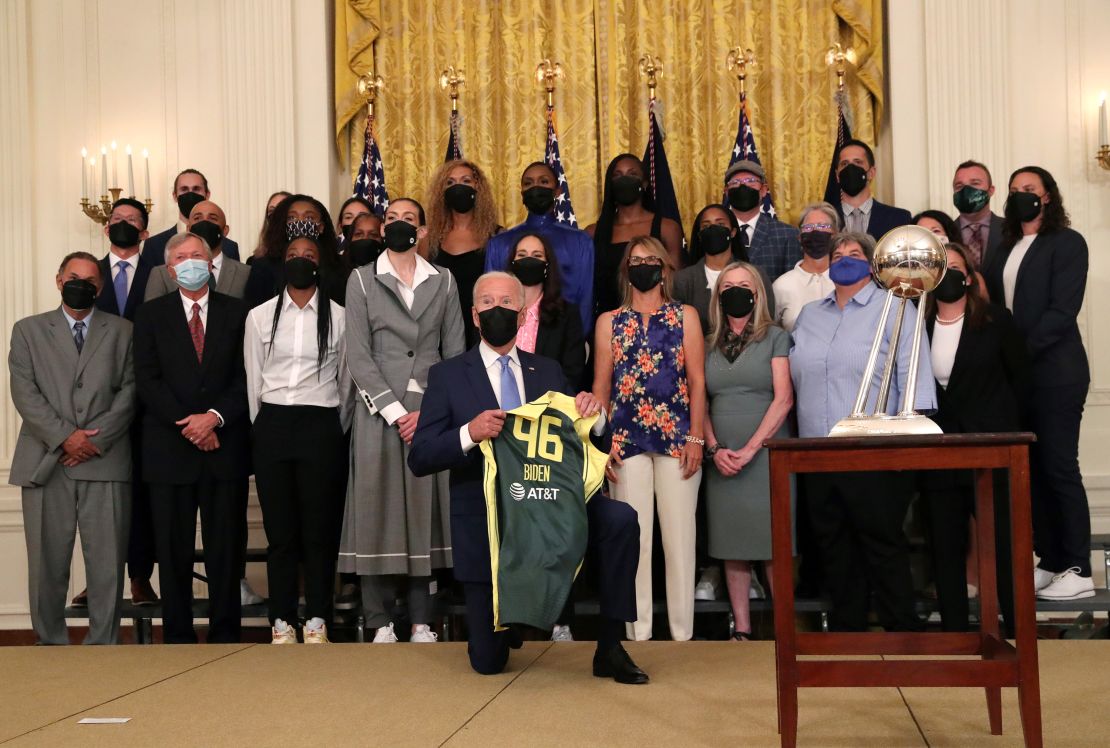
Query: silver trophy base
828 415 944 437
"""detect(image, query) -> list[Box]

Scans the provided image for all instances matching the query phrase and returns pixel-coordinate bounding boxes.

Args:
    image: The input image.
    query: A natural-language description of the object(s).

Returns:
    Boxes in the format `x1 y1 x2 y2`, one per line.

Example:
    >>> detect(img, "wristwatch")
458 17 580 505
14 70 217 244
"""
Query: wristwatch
705 443 720 458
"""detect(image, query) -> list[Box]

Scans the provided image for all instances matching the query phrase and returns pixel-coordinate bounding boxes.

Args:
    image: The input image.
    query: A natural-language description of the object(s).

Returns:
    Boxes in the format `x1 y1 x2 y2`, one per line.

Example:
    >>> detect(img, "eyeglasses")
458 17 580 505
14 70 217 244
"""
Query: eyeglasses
800 223 834 233
628 256 664 267
726 176 762 187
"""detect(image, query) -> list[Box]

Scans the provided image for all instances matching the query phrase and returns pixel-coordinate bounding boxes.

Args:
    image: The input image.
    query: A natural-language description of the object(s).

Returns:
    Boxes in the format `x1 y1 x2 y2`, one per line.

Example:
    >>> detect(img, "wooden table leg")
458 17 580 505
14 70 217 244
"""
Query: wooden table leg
770 455 797 747
974 468 1003 735
1008 447 1043 748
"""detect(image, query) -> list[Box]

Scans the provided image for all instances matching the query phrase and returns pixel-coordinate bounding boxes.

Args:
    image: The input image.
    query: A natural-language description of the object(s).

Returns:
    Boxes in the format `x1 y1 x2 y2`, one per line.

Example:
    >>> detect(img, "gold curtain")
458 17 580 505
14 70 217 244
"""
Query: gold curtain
335 0 883 227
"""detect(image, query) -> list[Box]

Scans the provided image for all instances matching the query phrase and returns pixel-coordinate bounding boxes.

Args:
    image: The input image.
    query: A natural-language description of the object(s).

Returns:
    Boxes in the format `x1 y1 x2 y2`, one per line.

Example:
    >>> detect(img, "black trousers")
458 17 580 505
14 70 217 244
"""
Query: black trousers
465 494 639 674
149 476 245 643
253 404 347 626
1028 382 1091 575
806 471 921 632
921 470 1015 636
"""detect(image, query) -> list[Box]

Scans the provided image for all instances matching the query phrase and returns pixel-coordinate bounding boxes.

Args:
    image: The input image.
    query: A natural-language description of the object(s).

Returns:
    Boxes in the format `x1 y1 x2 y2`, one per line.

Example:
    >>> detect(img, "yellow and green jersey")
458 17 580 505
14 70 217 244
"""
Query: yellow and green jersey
480 391 608 631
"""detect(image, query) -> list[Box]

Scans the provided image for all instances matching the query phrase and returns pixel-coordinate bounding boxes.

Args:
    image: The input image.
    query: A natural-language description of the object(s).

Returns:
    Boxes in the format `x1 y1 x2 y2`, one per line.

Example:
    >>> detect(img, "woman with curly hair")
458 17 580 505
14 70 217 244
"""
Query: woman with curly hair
424 159 500 347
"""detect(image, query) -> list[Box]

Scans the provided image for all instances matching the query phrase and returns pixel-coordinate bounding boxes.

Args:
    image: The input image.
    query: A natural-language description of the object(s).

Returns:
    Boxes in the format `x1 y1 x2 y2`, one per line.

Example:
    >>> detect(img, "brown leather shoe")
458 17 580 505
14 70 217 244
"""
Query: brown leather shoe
130 579 159 606
70 588 88 607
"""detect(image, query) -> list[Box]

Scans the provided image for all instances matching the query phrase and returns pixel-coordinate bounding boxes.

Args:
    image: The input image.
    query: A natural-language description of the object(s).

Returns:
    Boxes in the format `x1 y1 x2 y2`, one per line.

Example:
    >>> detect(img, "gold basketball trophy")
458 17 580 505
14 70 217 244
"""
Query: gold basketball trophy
829 225 948 436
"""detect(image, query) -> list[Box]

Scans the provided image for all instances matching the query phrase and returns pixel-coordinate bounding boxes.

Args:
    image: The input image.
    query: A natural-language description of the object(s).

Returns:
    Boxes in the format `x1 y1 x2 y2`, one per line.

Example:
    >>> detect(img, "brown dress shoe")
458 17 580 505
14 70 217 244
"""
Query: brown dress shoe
70 588 88 607
130 579 159 606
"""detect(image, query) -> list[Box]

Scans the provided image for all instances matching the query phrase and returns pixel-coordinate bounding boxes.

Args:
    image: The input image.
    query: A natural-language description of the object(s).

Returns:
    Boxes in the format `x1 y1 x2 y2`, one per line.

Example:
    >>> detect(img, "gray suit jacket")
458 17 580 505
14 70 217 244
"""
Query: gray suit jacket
144 256 252 302
672 260 777 337
8 308 136 487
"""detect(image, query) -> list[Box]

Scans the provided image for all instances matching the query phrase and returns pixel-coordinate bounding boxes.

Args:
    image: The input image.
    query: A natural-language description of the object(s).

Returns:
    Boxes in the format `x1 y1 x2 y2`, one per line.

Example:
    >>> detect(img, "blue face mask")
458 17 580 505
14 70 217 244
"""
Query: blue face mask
173 258 211 291
828 255 872 286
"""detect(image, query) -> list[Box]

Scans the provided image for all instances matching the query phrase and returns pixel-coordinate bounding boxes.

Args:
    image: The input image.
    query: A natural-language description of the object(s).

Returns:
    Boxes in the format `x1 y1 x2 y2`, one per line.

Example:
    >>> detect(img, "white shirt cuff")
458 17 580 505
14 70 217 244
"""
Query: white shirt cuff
459 424 478 453
206 409 225 428
379 401 408 426
591 407 607 436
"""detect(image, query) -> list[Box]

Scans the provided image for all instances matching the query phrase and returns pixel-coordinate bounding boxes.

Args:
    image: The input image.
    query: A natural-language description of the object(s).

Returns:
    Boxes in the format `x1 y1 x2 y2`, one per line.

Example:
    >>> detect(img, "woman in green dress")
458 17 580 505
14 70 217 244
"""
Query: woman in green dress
703 261 794 640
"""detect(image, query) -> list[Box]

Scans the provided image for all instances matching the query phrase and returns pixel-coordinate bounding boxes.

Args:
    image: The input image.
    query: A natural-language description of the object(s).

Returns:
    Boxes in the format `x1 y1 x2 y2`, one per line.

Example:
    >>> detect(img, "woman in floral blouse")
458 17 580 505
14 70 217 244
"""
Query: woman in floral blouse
592 235 706 641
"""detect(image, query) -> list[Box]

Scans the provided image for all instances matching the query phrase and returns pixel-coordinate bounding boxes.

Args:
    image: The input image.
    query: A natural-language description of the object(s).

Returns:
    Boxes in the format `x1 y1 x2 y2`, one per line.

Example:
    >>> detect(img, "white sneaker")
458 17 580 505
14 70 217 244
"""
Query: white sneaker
1033 566 1056 592
240 578 264 606
271 618 297 644
749 575 766 600
551 624 574 641
304 617 329 644
695 566 721 601
410 624 438 643
1037 567 1096 601
372 622 398 643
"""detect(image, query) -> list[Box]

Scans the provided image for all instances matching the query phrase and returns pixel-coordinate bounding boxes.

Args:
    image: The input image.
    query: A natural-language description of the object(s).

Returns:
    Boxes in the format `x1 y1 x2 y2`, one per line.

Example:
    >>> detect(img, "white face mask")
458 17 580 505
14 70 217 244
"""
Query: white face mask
173 258 211 291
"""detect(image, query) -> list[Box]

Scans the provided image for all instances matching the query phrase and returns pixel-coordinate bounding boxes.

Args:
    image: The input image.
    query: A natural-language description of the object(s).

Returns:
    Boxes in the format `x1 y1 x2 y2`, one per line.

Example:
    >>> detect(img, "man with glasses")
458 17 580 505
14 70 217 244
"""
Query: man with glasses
723 160 802 281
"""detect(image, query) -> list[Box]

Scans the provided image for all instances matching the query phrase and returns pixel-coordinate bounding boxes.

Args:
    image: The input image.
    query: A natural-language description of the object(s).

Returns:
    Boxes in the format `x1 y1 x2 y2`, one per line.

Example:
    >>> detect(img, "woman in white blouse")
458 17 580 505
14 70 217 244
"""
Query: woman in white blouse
246 226 349 645
771 202 838 332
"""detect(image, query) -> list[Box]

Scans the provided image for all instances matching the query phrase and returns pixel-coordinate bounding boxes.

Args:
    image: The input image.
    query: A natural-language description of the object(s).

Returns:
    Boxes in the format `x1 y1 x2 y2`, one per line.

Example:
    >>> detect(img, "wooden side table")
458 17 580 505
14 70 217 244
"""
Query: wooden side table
765 433 1041 748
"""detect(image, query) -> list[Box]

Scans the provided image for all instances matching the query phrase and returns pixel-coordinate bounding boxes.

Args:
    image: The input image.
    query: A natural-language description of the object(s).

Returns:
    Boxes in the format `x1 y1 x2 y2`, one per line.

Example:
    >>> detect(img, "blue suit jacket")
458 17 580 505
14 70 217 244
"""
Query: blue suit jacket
408 346 570 582
747 213 803 281
865 200 913 240
140 225 241 266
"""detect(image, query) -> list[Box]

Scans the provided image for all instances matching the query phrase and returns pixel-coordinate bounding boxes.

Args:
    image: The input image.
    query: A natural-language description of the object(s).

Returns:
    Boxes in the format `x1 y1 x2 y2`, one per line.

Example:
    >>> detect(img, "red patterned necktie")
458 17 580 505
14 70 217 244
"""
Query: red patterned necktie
189 302 204 362
966 223 984 268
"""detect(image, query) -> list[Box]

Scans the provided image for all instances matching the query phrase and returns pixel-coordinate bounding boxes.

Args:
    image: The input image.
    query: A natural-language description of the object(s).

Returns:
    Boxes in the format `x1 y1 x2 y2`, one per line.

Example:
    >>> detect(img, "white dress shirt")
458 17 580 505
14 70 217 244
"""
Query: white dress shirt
376 250 438 310
244 289 346 422
109 250 139 298
772 260 835 332
1002 234 1036 311
736 208 761 240
930 317 963 389
210 251 224 285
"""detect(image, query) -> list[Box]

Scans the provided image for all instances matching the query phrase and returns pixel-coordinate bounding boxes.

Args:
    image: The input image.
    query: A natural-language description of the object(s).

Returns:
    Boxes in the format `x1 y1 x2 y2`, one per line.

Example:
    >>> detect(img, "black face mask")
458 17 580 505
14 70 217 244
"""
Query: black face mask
932 268 969 304
177 191 206 219
444 184 477 214
347 238 382 267
699 225 732 256
720 286 756 318
478 305 519 347
190 220 224 250
383 221 418 252
1005 191 1042 223
511 257 548 287
522 186 556 215
284 257 318 289
107 221 141 248
611 175 643 206
727 185 761 213
800 232 833 259
627 263 663 293
837 164 869 197
61 279 97 311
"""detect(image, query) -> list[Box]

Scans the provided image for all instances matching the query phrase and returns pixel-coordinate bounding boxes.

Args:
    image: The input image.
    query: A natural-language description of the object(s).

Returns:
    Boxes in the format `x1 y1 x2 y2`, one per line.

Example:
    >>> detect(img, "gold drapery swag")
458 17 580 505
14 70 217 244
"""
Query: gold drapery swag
334 0 883 228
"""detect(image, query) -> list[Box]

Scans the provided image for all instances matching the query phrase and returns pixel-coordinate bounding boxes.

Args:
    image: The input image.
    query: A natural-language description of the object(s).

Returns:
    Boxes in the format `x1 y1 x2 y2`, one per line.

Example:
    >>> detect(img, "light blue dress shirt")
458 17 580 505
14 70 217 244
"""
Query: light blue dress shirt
789 282 937 438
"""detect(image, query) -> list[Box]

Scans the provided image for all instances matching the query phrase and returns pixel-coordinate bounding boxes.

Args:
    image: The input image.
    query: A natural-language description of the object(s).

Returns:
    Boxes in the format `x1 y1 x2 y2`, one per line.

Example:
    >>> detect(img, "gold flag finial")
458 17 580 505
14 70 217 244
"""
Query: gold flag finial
535 59 564 109
357 73 385 118
726 47 756 97
638 55 662 102
439 66 465 113
824 43 857 92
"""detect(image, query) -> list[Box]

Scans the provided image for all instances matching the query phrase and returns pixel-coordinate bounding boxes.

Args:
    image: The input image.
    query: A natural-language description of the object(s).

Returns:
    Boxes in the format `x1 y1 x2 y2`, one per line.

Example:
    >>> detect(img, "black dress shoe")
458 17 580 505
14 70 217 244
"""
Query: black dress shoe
506 627 523 650
592 645 649 684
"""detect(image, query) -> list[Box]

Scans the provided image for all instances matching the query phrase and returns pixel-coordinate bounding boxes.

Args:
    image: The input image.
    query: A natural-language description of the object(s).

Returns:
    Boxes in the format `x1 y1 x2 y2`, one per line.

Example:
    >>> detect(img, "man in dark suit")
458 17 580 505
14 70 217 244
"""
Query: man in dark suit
951 159 1004 271
88 198 158 607
140 168 240 266
724 160 801 281
409 272 647 683
133 232 251 643
835 139 912 240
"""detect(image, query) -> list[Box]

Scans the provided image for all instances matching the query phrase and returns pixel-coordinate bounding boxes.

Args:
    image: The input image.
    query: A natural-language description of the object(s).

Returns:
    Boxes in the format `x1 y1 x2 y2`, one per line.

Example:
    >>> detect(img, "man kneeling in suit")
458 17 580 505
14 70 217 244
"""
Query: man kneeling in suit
409 272 647 684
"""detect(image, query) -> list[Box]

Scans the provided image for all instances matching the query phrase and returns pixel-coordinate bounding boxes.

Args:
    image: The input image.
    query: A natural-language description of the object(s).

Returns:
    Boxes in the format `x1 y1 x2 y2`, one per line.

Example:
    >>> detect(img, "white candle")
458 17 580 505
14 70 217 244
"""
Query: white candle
126 145 135 196
90 158 97 198
110 141 118 188
100 147 107 195
80 148 88 200
142 149 151 200
1100 92 1108 147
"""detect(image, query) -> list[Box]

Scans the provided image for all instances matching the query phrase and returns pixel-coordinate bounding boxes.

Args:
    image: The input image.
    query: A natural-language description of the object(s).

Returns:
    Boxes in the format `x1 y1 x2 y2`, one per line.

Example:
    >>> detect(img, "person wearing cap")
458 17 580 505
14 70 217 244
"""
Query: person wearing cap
723 160 802 282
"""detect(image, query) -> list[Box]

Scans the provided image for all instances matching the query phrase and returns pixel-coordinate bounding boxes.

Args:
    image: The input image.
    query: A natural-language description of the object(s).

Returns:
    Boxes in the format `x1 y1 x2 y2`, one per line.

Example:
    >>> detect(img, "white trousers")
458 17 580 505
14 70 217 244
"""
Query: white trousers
611 452 700 641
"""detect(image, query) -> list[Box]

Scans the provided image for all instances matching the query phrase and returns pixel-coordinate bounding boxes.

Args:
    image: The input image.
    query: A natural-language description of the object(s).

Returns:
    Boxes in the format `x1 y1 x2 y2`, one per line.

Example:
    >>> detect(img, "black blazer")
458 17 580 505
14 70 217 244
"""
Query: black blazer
865 200 913 240
95 255 153 321
141 225 241 266
926 304 1029 435
408 346 571 582
981 227 1089 387
133 290 251 484
534 304 586 389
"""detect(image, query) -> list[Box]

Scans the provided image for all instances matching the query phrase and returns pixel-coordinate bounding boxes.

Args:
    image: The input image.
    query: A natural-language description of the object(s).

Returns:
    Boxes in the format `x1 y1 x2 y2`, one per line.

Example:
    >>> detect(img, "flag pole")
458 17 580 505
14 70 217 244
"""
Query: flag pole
535 58 565 120
726 46 755 100
439 65 465 112
356 73 385 127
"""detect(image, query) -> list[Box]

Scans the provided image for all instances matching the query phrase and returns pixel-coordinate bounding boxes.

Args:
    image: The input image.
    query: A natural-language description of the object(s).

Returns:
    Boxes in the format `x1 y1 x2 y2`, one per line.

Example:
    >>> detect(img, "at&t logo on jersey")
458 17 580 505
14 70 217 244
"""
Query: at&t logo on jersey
509 481 560 502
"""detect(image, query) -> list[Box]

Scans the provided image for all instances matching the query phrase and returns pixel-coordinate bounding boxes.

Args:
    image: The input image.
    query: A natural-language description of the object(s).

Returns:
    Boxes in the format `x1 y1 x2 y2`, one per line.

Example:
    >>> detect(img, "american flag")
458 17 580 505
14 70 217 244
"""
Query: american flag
642 100 682 227
353 113 390 216
544 110 577 227
725 92 775 217
822 90 853 211
444 110 462 162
